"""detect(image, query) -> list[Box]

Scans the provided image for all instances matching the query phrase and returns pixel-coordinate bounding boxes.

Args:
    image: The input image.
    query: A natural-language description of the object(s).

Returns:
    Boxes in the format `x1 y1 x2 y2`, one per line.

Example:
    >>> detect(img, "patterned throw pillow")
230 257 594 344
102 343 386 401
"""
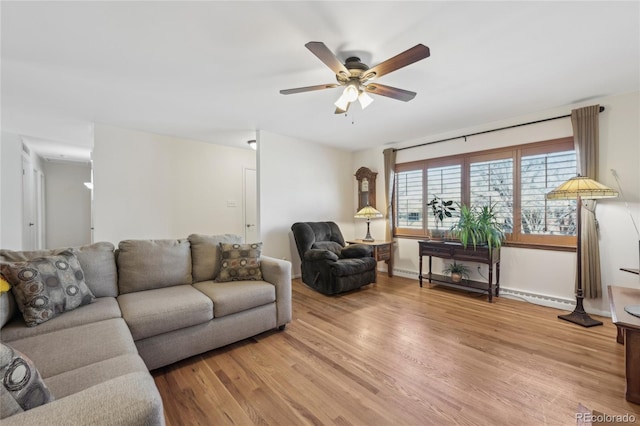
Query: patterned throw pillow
0 343 54 419
1 250 95 327
216 243 263 282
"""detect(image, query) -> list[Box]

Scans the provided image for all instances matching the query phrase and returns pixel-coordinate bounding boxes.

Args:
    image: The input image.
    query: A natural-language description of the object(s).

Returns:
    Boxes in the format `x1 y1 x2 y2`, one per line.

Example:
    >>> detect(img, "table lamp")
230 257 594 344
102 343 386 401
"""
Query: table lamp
354 205 383 242
547 175 618 327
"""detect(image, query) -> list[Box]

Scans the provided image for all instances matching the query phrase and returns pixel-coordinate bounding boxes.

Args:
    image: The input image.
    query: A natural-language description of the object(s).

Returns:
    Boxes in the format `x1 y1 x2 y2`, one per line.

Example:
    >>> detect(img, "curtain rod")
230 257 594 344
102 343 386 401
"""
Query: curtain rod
394 106 605 152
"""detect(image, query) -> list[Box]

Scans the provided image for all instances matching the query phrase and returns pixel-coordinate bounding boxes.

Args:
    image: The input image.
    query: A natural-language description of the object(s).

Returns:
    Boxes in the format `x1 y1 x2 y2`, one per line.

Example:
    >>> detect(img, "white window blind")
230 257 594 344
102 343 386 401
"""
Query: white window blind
426 165 462 229
469 158 514 233
395 169 423 229
520 150 577 235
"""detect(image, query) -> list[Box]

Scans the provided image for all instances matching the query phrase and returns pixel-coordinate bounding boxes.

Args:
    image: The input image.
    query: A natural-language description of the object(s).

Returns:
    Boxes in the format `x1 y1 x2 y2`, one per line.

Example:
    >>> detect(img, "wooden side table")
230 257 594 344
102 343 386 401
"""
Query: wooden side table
608 285 640 404
347 240 394 277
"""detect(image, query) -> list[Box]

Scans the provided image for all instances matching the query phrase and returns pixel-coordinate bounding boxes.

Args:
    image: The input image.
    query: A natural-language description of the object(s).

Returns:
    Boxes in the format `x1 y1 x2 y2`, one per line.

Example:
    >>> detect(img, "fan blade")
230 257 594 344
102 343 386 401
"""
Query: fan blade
305 42 351 78
365 84 417 102
280 84 339 95
364 44 430 81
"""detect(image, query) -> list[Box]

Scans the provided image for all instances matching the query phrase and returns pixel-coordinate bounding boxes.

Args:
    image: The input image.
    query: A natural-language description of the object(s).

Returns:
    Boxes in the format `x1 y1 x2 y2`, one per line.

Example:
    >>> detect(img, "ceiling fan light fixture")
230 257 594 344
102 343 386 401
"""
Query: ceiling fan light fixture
358 90 374 109
334 93 350 110
343 83 359 102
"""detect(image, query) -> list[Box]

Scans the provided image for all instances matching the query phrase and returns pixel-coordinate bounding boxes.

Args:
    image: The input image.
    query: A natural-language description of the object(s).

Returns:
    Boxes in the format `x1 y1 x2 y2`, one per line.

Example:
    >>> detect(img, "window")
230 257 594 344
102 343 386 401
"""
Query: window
469 156 513 233
395 168 423 230
426 164 462 230
393 137 577 248
520 147 577 245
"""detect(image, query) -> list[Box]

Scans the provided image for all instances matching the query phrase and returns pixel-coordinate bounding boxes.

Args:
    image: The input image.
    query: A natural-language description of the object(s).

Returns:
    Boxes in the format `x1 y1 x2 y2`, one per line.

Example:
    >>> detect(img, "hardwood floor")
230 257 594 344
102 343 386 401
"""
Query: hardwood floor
153 275 640 425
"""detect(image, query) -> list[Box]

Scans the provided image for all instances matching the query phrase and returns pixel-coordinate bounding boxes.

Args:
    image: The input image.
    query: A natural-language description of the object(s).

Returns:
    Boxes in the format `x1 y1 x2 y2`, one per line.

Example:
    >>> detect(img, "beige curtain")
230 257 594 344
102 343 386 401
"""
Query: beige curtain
383 148 396 241
571 104 601 299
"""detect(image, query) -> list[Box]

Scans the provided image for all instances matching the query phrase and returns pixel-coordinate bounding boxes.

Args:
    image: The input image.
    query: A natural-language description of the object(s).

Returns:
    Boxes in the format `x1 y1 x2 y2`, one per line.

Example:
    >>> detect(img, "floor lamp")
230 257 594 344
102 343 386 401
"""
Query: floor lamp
547 175 618 327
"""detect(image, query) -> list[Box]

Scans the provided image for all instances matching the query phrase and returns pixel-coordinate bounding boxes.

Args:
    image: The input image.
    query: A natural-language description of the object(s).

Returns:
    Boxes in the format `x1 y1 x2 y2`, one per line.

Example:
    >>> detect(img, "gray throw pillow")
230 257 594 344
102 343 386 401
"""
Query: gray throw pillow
1 250 95 327
216 243 263 282
0 343 54 419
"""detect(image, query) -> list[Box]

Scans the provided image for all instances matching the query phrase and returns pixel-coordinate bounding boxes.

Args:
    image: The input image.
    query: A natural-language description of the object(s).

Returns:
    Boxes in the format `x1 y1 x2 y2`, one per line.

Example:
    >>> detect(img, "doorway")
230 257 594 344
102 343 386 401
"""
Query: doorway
244 168 258 242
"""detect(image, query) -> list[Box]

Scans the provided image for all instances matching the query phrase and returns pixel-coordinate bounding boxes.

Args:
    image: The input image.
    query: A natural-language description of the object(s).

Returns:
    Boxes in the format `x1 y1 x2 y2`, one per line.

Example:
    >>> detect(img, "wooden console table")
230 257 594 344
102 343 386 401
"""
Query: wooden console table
418 240 500 302
347 240 393 277
608 285 640 404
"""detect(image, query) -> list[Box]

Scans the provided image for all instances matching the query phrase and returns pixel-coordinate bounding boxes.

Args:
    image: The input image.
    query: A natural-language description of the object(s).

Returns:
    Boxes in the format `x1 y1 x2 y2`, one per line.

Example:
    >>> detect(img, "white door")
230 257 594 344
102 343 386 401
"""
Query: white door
244 168 258 242
21 155 35 250
34 169 45 249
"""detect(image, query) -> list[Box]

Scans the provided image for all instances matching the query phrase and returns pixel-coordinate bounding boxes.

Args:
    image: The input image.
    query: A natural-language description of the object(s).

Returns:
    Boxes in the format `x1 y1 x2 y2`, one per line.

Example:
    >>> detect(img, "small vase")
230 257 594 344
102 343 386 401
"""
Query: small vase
430 229 445 241
451 272 462 283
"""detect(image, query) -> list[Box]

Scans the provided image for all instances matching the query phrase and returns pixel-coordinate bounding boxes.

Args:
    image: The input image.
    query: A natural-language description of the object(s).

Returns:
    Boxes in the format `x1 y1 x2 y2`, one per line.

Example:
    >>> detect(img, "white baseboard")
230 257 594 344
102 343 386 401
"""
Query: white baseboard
386 268 611 318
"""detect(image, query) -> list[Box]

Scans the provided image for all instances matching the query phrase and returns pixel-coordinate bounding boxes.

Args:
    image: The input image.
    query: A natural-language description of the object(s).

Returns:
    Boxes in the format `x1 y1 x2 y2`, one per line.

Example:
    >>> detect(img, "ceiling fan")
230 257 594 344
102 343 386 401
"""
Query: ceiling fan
280 41 430 114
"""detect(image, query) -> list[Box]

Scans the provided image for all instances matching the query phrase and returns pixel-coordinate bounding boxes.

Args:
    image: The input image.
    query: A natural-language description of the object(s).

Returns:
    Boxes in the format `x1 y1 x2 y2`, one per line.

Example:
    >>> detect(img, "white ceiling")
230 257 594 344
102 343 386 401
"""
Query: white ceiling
2 1 639 161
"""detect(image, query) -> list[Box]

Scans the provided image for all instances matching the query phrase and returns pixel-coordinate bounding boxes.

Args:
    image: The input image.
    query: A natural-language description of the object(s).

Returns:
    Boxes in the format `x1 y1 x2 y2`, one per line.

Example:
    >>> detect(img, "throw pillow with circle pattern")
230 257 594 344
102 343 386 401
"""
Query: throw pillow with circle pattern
0 343 54 419
1 250 95 327
216 242 263 282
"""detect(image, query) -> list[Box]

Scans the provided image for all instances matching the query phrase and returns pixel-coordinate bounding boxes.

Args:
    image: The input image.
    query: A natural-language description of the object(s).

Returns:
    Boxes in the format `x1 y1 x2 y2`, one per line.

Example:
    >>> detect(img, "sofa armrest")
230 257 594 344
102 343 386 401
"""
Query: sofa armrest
341 244 372 258
3 372 164 426
260 256 292 327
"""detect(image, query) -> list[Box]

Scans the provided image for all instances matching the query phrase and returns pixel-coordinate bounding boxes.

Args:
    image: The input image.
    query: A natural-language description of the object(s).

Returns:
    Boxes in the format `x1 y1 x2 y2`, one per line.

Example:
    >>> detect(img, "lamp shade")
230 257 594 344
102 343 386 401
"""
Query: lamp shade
354 205 383 219
546 176 618 200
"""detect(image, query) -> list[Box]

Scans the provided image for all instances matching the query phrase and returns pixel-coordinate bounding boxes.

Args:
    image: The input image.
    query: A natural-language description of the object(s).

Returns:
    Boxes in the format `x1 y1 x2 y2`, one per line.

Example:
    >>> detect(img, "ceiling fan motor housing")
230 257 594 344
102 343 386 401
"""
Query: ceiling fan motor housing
336 57 376 84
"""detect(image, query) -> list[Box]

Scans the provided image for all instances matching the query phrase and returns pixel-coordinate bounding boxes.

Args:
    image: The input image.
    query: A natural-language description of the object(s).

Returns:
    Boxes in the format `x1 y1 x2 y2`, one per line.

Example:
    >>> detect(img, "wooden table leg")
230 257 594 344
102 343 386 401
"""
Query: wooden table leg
488 264 493 303
496 261 500 297
624 328 640 404
419 253 423 287
616 325 624 344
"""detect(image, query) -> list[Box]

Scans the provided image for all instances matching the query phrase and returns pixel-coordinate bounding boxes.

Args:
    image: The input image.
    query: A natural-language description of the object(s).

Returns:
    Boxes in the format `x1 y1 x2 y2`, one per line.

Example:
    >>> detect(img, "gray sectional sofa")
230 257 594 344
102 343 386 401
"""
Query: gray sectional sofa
0 234 292 425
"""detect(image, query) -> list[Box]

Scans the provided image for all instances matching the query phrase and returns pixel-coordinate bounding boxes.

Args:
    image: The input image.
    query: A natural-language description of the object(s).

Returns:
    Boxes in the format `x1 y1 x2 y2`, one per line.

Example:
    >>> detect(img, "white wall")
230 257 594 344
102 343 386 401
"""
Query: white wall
92 124 256 244
353 92 640 315
258 130 355 276
1 132 23 249
43 161 91 248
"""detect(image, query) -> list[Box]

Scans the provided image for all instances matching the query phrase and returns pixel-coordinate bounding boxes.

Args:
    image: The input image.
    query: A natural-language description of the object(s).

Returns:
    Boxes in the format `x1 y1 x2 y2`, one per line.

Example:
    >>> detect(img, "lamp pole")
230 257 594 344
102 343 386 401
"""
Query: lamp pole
558 194 603 327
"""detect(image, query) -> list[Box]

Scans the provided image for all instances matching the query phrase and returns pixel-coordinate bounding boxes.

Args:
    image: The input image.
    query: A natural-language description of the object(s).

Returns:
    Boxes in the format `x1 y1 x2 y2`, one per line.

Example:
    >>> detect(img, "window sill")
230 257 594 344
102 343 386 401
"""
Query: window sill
392 235 576 252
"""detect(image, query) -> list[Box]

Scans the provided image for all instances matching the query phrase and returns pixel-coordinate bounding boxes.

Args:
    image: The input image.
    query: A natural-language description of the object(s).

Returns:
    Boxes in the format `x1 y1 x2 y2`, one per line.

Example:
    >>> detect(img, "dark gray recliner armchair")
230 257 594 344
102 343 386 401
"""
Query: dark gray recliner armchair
291 221 377 295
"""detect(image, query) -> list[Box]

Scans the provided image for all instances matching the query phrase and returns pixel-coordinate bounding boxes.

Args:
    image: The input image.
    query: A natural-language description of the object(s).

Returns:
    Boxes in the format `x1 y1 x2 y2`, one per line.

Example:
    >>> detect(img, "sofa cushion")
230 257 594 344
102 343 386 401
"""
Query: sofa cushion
193 280 275 318
1 297 121 343
44 353 148 399
0 242 118 298
1 251 95 327
188 234 243 282
216 243 263 282
117 285 213 341
2 372 164 426
329 257 378 277
117 239 192 294
7 318 137 379
0 343 54 419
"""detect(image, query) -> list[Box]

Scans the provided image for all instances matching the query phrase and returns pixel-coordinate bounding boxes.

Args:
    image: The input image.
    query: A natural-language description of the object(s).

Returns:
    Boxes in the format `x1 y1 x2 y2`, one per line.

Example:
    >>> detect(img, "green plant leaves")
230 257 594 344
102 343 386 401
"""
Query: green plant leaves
448 203 505 254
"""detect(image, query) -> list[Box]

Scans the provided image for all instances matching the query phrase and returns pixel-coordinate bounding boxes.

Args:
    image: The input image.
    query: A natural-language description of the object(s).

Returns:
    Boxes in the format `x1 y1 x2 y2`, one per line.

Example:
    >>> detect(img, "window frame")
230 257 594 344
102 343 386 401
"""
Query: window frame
393 137 577 250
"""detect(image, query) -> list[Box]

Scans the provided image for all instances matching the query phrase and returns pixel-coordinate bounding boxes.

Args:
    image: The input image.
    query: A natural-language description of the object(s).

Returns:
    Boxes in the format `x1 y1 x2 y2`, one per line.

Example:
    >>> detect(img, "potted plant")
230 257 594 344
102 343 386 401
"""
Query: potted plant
442 261 471 283
426 195 456 240
449 203 505 254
